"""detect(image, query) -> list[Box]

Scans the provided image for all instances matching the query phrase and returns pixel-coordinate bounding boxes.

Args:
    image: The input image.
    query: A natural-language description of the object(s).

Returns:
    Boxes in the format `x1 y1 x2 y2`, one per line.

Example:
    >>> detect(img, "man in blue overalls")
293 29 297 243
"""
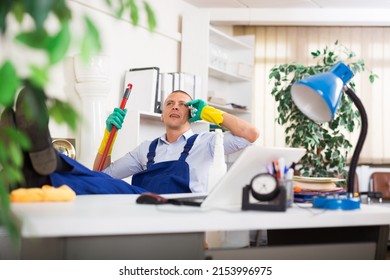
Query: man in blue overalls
9 87 259 195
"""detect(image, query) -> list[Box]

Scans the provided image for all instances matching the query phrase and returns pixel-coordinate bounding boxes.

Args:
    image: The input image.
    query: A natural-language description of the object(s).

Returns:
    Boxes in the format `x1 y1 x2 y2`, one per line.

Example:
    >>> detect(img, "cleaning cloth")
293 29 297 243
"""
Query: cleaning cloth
10 185 76 202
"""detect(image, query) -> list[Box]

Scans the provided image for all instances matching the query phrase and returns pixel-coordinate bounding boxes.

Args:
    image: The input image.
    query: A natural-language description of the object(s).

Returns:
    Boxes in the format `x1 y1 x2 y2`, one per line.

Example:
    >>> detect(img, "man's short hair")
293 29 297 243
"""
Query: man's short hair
166 90 193 102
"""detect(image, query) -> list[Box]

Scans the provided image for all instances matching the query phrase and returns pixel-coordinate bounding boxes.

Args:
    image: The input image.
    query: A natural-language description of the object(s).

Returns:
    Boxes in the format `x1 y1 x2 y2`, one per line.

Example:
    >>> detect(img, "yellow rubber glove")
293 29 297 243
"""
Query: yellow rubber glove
97 108 126 155
97 129 117 155
186 99 225 125
10 185 76 203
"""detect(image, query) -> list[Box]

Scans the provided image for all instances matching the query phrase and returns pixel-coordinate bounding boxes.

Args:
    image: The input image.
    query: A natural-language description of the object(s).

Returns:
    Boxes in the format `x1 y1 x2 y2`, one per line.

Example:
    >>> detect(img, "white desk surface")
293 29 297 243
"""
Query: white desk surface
10 194 390 238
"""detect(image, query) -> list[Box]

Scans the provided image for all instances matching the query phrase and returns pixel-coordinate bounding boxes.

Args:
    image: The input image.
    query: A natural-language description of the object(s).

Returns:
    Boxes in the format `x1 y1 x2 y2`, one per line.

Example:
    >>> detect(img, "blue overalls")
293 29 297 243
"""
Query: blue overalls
50 153 147 195
49 134 198 195
132 134 198 194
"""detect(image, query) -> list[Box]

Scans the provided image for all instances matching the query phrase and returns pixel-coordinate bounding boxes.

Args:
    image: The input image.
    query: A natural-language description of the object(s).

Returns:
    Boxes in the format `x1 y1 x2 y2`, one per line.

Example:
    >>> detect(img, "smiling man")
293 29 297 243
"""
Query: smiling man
93 90 259 193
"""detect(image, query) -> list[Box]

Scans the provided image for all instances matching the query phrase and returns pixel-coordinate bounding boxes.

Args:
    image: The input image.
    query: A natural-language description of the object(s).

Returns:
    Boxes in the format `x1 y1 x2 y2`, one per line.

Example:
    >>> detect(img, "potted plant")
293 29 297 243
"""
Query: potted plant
268 41 377 181
0 0 156 240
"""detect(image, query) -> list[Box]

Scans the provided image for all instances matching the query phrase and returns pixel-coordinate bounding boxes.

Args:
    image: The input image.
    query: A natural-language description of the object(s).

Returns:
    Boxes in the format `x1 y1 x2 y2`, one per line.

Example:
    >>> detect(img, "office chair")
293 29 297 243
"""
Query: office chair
358 172 381 203
370 172 390 201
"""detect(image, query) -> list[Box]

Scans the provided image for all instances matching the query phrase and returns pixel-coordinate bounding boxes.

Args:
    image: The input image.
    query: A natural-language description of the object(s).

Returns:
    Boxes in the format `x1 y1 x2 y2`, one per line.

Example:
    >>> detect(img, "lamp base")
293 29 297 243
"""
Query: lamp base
312 196 360 210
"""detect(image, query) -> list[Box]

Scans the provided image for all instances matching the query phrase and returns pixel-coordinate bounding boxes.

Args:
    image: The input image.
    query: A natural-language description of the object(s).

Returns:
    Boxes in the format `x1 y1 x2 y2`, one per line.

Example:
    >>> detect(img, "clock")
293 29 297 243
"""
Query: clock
249 173 280 201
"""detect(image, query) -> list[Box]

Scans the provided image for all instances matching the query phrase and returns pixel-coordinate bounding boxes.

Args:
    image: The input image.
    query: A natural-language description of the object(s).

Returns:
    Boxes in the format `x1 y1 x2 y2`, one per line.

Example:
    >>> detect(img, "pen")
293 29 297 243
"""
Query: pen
267 163 274 175
278 157 285 179
272 161 277 176
286 168 294 180
274 160 280 179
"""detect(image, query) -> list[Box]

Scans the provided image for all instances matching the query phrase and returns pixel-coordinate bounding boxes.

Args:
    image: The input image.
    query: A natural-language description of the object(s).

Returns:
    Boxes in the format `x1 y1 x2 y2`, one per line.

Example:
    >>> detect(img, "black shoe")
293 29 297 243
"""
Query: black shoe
15 86 57 176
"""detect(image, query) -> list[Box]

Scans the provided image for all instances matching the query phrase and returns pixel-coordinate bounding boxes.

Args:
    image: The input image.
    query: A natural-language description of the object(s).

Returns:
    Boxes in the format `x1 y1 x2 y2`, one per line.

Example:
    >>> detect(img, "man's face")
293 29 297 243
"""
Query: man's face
161 91 191 129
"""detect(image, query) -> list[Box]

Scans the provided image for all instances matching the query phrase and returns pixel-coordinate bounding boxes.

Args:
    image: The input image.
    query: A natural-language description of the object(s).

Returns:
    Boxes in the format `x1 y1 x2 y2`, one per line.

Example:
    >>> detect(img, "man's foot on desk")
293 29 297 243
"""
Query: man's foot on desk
15 85 58 176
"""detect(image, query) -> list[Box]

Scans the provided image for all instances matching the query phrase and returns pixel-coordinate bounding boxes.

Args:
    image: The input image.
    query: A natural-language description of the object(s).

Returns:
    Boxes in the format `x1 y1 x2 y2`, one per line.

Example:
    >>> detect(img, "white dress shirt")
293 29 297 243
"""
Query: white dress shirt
103 129 251 193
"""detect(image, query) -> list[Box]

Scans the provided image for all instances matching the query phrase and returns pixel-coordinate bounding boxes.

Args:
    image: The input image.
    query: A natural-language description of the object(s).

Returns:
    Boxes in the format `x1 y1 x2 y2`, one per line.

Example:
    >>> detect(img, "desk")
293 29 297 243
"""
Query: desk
10 195 390 260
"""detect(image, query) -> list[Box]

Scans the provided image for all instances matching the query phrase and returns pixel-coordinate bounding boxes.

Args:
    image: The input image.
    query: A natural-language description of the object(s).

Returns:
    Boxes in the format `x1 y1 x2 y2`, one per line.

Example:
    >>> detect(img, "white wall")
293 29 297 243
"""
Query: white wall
55 0 198 144
208 8 390 26
0 0 199 166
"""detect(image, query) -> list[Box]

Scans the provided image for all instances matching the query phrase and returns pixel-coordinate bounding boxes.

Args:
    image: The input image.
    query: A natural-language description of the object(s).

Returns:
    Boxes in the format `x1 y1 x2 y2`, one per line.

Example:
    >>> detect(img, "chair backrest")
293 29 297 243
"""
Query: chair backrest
370 172 390 200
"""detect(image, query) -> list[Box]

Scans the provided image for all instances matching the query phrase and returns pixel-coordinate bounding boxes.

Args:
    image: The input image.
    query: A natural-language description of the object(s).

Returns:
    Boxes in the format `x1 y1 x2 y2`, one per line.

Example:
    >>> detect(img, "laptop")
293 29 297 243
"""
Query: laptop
166 145 306 210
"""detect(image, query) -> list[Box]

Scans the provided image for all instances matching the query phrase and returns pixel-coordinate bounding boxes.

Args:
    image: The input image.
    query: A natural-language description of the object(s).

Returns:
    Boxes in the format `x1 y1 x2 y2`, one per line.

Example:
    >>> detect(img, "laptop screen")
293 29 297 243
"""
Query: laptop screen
201 145 306 209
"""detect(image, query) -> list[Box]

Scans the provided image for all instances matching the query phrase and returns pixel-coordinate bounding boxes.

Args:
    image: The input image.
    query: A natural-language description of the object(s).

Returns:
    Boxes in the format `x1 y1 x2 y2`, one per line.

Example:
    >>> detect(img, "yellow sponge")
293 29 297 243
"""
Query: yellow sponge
10 185 76 203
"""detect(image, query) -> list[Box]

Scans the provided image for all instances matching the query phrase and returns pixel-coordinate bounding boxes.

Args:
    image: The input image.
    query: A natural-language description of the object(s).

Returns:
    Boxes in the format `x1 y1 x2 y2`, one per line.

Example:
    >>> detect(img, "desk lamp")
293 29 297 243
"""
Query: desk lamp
291 62 367 210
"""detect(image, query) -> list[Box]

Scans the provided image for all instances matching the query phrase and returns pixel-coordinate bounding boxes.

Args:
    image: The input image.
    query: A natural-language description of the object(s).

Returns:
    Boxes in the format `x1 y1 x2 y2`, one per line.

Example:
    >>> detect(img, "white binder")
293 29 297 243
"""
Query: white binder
124 67 160 113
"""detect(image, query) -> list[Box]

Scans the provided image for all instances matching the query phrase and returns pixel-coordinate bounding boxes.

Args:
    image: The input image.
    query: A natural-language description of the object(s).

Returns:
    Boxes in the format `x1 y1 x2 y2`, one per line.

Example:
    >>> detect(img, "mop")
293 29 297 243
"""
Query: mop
97 83 133 171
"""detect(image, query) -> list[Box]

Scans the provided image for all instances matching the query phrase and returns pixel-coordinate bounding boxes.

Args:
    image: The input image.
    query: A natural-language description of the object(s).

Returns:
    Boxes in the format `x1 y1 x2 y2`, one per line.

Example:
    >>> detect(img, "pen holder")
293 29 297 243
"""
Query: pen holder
278 179 294 208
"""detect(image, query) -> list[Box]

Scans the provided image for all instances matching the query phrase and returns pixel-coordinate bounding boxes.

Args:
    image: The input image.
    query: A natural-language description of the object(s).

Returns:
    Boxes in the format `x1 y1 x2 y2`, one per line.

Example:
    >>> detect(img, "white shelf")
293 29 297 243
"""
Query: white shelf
208 65 251 82
209 26 252 50
139 111 161 120
180 15 255 127
208 26 254 123
208 102 250 114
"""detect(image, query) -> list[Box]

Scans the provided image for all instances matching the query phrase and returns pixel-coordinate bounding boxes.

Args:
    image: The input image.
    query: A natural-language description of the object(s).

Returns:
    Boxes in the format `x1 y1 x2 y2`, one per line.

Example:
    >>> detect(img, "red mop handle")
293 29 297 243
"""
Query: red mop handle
97 83 133 171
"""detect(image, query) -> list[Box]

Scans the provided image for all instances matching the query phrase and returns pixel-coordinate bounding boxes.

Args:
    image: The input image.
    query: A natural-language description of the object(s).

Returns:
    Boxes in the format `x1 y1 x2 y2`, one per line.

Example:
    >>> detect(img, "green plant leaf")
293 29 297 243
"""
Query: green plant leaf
49 100 80 132
2 165 24 185
29 65 49 88
269 70 280 80
143 1 156 31
128 0 139 26
51 0 71 22
311 50 320 58
8 142 23 168
22 0 55 30
6 127 31 150
369 72 379 83
0 0 12 33
15 29 49 49
11 1 25 24
115 4 125 18
80 16 102 62
0 181 20 243
45 23 71 64
0 61 20 107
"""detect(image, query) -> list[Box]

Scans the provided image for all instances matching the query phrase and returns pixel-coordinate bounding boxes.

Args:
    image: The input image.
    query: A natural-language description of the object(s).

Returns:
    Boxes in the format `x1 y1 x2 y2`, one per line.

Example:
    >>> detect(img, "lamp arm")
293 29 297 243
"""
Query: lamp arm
344 86 368 196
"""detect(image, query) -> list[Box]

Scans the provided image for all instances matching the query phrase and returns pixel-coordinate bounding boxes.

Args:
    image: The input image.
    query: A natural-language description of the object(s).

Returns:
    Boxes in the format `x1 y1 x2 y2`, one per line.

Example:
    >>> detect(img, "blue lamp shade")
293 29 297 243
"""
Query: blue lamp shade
291 62 354 122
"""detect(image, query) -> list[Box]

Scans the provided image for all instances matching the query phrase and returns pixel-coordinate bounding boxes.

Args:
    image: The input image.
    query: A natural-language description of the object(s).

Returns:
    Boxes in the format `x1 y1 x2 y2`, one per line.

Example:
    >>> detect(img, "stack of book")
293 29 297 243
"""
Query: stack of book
293 176 346 203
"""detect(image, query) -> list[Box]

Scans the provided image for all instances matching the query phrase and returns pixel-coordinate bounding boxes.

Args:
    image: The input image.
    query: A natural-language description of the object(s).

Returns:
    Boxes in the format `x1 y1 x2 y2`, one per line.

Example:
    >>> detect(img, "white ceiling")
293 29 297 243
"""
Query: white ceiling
182 0 390 25
182 0 390 9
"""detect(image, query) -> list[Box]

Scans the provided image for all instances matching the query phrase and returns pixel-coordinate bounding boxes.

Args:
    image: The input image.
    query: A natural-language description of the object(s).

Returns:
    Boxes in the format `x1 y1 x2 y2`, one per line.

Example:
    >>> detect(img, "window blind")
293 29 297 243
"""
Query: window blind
235 26 390 164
